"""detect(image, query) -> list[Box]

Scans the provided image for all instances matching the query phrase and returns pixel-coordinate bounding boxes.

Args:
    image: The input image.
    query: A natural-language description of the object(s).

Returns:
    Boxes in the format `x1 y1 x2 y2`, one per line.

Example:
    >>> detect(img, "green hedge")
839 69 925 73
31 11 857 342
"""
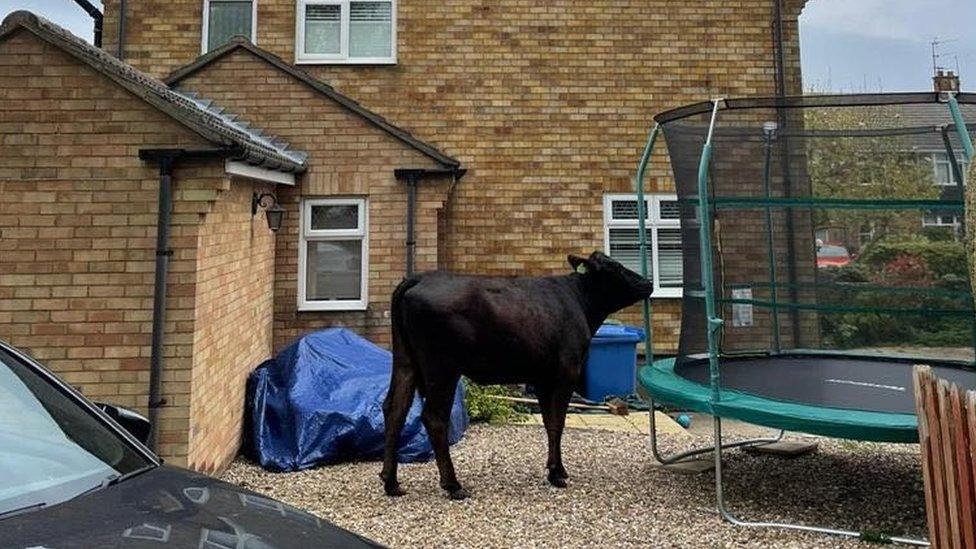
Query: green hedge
859 238 968 279
819 237 973 350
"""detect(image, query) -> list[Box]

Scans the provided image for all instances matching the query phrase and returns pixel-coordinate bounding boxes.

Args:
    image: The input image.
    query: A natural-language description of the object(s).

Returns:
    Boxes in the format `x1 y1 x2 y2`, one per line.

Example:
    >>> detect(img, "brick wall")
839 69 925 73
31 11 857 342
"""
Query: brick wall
173 49 450 350
0 28 272 466
188 180 277 473
102 0 806 353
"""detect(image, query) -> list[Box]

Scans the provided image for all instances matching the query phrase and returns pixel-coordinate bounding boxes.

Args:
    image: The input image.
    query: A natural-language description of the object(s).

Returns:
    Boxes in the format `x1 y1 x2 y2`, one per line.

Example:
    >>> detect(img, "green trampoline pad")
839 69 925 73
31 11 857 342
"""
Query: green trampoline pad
636 356 952 443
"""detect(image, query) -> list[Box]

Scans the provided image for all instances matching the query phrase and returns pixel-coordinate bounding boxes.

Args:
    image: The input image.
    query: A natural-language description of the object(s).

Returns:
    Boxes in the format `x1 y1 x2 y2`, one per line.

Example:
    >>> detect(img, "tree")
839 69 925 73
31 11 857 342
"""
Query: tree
804 106 938 251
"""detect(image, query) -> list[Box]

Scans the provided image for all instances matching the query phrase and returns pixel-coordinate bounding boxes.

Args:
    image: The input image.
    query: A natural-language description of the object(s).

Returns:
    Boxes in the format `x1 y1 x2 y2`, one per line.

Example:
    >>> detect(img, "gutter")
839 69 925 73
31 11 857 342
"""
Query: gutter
137 147 240 452
117 0 126 59
72 0 102 48
771 0 801 340
394 167 467 276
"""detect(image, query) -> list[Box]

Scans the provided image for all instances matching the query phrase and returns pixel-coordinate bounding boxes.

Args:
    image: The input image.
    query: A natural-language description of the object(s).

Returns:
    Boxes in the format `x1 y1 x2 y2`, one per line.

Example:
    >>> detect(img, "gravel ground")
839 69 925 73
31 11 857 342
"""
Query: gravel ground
222 424 927 548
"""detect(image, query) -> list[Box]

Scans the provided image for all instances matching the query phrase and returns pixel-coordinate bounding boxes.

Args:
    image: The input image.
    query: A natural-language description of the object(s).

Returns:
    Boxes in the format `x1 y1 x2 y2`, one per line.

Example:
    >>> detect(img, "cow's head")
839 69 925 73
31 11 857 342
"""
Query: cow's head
568 251 655 310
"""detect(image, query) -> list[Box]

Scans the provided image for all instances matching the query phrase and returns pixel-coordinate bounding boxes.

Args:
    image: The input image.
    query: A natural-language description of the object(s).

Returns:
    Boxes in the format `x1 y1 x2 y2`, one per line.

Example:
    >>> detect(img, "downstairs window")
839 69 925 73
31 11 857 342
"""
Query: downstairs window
298 198 369 311
603 194 682 298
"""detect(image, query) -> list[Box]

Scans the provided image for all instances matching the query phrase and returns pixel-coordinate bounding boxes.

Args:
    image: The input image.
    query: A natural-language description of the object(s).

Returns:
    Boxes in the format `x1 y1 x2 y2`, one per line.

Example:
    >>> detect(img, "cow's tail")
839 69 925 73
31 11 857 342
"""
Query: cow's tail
390 275 423 378
382 275 424 490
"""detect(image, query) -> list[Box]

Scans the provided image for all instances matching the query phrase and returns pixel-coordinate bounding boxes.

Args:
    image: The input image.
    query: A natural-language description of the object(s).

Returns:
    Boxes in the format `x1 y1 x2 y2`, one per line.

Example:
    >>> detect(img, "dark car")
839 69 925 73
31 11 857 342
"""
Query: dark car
0 340 380 548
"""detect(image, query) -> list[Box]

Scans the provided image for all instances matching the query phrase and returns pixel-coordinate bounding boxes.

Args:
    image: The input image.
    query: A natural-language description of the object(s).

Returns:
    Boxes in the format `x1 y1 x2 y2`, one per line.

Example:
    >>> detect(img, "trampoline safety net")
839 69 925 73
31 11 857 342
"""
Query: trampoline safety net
656 93 976 369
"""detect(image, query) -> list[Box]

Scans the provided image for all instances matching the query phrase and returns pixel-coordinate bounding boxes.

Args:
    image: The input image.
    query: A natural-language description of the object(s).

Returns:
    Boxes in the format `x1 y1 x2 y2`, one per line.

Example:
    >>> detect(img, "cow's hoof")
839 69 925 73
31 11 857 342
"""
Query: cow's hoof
547 475 568 488
446 487 470 500
384 483 407 497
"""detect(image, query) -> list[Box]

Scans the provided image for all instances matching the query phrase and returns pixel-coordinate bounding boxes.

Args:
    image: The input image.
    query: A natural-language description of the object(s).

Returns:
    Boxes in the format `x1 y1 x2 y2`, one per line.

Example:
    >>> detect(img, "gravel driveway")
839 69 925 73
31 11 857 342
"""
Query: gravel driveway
222 424 926 548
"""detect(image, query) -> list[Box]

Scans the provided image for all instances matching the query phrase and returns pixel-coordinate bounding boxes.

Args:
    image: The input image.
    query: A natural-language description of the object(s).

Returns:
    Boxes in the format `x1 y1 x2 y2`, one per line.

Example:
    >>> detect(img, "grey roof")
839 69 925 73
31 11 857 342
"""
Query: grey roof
165 37 461 170
0 11 307 173
873 102 976 152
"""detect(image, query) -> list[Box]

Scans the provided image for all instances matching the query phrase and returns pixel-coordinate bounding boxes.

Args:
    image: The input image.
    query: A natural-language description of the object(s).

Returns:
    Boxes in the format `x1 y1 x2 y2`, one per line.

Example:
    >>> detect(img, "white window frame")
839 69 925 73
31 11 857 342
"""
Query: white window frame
201 0 258 54
603 193 682 299
930 151 968 187
298 197 369 311
295 0 397 65
921 212 961 228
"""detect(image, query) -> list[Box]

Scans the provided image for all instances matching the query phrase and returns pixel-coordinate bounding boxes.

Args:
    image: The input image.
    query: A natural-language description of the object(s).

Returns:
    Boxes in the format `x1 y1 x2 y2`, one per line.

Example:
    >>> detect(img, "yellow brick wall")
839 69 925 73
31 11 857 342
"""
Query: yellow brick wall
0 28 261 466
103 0 805 353
189 181 277 473
173 49 450 350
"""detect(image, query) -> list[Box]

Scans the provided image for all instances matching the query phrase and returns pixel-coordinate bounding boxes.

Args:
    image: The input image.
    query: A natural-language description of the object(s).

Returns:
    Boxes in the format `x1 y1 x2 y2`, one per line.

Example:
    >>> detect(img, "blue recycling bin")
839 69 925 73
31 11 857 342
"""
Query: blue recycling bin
582 324 645 402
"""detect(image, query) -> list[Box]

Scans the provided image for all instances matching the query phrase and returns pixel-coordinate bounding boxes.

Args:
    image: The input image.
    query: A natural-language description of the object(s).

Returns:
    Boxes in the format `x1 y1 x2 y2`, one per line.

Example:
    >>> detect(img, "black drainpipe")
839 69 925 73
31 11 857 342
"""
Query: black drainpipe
138 147 238 451
72 0 103 48
405 173 419 276
771 0 801 344
394 168 466 277
117 0 126 60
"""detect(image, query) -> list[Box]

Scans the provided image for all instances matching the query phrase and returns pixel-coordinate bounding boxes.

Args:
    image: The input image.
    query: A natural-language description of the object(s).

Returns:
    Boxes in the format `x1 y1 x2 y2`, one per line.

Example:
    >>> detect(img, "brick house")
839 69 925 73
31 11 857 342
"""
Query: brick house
0 1 804 472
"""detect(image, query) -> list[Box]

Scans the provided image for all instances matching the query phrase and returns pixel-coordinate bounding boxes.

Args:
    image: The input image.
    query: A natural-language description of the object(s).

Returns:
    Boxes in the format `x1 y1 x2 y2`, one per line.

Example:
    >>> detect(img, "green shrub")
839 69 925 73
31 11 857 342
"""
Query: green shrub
817 240 973 350
860 238 968 279
463 379 528 424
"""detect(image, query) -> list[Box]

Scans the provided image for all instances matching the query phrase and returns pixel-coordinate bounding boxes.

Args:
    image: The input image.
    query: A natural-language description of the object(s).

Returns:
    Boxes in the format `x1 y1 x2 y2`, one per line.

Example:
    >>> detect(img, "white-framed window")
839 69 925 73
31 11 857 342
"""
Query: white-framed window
603 194 682 298
202 0 257 53
298 198 369 311
922 212 962 228
931 152 968 187
295 0 396 64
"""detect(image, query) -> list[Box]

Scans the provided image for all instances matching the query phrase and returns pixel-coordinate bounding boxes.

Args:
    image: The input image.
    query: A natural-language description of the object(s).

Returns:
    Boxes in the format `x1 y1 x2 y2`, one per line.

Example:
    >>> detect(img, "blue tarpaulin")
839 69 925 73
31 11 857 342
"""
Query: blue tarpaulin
245 328 468 472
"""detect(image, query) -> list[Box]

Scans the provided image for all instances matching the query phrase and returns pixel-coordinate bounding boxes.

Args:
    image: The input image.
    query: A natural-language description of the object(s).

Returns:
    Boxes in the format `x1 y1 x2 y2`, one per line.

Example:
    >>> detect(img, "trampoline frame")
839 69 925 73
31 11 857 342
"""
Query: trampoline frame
635 92 976 546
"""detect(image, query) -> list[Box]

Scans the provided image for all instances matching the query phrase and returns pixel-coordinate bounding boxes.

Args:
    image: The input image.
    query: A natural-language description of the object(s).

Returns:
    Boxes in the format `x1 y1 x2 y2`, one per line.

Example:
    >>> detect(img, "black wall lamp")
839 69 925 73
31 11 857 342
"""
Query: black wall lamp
252 192 285 232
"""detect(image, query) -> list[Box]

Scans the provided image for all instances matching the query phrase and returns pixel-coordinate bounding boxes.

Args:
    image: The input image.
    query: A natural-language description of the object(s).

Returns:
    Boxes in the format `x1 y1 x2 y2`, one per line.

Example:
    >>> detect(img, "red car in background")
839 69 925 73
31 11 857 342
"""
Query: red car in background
816 242 852 268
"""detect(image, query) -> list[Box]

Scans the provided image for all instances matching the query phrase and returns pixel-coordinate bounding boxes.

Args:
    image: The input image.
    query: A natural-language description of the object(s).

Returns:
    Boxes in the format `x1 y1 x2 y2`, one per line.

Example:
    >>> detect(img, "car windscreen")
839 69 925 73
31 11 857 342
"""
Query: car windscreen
0 348 151 517
817 245 849 258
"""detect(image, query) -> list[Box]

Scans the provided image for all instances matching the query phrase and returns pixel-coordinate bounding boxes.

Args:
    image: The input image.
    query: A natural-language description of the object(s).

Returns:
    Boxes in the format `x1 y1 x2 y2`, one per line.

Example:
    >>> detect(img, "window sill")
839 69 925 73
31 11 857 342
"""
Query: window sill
298 301 368 312
295 58 397 66
650 290 682 299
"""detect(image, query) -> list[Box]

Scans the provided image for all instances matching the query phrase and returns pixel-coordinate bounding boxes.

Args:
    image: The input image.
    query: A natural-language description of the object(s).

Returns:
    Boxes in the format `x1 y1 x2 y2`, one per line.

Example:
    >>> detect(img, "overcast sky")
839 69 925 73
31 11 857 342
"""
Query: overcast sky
800 0 975 92
1 0 973 93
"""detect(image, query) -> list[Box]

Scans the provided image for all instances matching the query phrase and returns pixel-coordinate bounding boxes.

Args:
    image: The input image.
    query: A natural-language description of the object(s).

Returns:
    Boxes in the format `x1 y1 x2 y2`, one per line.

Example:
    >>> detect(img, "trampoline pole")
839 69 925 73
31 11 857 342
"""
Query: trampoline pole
946 94 974 162
939 126 967 239
635 123 661 371
761 125 782 353
697 100 723 404
712 412 929 545
944 94 976 366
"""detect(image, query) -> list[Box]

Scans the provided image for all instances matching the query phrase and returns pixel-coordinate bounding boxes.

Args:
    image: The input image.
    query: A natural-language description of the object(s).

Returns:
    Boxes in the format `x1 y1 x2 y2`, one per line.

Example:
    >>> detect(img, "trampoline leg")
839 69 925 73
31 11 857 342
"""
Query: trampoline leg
646 397 783 466
711 417 929 547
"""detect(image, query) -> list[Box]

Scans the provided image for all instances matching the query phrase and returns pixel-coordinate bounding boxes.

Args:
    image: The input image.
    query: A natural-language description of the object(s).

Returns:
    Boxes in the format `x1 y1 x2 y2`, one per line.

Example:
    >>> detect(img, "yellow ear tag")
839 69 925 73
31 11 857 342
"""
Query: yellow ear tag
576 264 588 274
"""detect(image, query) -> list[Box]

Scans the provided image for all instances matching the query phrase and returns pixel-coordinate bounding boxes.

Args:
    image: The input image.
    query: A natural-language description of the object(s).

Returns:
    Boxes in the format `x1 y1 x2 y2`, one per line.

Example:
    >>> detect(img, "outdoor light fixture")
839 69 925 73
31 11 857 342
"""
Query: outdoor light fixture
252 192 285 232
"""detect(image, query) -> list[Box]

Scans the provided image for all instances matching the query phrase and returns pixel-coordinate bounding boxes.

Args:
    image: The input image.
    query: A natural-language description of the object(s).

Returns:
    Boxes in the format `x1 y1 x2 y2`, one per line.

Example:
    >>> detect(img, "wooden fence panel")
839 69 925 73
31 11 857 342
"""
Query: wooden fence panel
915 365 976 548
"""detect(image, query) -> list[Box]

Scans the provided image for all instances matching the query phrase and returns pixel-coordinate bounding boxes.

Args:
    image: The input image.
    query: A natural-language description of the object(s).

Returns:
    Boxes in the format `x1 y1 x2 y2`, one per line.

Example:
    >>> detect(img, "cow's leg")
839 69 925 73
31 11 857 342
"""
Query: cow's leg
380 365 417 497
421 376 467 500
537 382 573 487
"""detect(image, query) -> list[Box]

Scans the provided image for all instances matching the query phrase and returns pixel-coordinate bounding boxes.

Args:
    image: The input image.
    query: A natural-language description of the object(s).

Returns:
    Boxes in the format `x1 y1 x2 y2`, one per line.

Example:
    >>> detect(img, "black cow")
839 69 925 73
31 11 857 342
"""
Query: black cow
380 251 654 499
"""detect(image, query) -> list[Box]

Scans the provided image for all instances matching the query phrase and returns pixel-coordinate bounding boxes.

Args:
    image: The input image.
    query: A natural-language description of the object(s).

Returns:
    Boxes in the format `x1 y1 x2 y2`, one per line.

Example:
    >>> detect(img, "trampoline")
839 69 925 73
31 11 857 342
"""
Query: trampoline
631 92 976 546
641 353 976 443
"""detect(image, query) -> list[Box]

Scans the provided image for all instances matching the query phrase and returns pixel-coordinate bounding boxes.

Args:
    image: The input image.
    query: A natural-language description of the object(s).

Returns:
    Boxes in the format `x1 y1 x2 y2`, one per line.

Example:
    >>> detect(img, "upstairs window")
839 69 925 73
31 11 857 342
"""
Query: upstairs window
931 152 968 186
203 0 257 53
298 198 369 311
603 194 682 298
296 0 396 64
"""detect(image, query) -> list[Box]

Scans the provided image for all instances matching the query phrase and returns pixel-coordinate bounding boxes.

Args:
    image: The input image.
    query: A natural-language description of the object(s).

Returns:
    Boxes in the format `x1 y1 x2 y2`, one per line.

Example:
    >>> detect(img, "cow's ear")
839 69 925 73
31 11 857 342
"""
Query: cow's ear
568 254 589 273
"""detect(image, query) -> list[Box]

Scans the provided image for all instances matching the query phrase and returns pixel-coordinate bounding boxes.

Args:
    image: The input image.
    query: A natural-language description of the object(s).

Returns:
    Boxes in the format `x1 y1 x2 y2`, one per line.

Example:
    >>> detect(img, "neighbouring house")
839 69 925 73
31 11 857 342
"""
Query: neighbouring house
815 71 974 252
0 0 806 472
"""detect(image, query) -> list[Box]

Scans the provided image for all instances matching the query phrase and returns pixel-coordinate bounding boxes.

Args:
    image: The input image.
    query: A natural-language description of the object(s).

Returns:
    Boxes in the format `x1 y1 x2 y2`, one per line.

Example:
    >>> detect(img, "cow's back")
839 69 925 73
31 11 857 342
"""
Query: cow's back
397 272 591 384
